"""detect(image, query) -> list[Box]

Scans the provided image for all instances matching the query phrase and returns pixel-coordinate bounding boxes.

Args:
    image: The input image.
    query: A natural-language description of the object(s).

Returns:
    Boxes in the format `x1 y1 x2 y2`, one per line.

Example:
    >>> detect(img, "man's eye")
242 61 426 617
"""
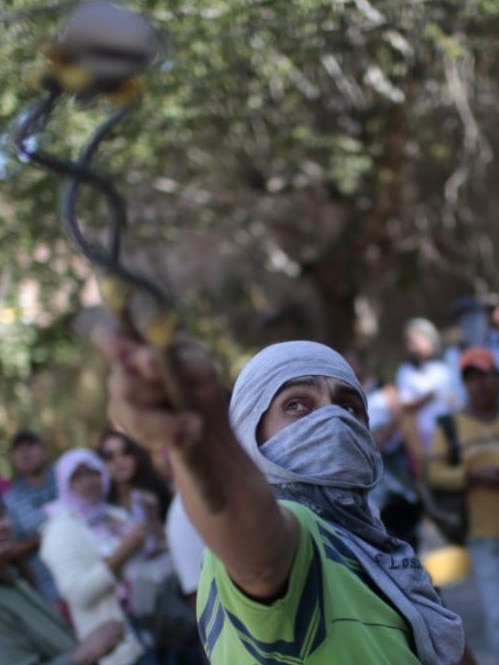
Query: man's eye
284 399 309 414
339 403 359 417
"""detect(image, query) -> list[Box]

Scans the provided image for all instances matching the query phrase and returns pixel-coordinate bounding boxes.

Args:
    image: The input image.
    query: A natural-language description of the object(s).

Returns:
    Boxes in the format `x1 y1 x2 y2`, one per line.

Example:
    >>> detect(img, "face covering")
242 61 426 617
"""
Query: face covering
260 404 381 490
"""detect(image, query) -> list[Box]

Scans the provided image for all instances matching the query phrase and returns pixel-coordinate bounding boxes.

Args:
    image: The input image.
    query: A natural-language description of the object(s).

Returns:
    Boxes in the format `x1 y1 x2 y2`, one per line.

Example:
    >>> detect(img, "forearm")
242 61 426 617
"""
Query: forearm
169 435 299 599
426 461 466 490
402 393 432 413
97 334 299 599
103 553 128 576
11 535 40 559
105 542 139 575
69 644 99 665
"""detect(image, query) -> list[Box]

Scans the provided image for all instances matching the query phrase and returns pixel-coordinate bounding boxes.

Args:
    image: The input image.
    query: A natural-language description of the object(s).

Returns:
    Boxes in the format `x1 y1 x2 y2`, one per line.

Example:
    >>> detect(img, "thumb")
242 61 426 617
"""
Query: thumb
161 338 228 412
91 323 136 363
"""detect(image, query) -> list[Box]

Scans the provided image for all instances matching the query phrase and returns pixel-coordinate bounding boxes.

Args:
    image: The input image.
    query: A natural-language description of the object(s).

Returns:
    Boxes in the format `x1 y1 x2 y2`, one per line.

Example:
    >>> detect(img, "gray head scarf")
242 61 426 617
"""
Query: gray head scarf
229 340 464 665
230 339 382 488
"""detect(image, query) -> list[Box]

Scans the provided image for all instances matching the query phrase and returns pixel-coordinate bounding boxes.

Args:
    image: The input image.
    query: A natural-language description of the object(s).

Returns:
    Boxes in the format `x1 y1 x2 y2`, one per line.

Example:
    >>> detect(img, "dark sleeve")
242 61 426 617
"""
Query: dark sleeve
0 602 77 665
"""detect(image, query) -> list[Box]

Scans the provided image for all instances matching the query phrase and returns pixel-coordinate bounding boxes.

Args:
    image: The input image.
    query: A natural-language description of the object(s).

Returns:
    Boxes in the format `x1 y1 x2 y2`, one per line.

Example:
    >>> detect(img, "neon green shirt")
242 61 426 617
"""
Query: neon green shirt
197 501 422 665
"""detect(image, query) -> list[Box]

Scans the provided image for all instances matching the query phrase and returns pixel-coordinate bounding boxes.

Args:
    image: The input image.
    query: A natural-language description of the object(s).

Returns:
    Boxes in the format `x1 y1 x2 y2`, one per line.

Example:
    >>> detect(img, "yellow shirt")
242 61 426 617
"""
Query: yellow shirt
427 412 499 538
197 502 422 665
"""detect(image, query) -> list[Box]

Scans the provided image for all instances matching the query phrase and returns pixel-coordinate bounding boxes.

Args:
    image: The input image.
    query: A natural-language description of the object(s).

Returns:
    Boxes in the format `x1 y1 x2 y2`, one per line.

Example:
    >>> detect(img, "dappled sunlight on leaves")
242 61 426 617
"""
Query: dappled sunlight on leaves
0 0 497 457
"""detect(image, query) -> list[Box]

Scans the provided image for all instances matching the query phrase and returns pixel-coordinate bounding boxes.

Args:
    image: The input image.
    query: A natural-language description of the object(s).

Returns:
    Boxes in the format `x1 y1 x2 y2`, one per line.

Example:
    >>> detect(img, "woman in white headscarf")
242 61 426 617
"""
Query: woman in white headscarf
40 448 153 665
97 332 468 665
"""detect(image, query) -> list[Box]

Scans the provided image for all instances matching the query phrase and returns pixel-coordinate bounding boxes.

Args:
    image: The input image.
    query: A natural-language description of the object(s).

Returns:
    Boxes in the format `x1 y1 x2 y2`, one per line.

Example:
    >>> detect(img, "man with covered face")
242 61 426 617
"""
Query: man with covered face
97 333 466 665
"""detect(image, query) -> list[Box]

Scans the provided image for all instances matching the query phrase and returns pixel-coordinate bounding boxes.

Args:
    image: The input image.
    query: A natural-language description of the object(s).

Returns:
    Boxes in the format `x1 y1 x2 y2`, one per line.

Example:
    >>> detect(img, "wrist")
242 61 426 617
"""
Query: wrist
70 647 94 665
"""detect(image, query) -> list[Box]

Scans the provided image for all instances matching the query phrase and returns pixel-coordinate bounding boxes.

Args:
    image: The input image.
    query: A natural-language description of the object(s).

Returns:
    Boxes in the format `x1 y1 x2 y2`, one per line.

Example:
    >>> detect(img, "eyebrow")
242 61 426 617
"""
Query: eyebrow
271 376 368 424
273 376 322 399
333 384 364 403
275 377 363 402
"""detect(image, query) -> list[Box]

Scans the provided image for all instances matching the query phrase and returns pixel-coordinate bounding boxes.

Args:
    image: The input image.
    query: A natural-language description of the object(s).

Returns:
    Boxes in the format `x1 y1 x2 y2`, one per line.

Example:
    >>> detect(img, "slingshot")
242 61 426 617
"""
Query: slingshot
14 1 177 341
13 1 189 407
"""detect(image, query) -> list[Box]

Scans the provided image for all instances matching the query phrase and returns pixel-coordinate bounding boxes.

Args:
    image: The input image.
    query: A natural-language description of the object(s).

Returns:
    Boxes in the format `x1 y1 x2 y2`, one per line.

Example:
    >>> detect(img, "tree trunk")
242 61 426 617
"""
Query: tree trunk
304 261 357 351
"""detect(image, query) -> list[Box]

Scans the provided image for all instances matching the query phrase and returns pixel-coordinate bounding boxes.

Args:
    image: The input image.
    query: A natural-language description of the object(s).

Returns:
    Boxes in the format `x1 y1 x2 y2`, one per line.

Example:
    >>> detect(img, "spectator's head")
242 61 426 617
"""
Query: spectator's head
97 428 171 517
0 495 14 569
55 448 109 514
403 318 441 362
97 429 148 487
460 347 499 413
9 430 49 479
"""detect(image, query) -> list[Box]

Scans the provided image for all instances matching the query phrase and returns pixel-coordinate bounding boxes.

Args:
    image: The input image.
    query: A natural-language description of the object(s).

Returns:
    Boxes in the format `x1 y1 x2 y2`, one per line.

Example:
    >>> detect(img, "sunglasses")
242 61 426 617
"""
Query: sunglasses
100 444 133 461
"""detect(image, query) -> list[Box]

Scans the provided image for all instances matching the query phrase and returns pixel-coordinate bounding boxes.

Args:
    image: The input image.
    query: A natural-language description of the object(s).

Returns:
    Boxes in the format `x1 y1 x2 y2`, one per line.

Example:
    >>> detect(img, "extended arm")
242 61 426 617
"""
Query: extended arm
9 534 41 559
400 392 435 414
97 331 299 600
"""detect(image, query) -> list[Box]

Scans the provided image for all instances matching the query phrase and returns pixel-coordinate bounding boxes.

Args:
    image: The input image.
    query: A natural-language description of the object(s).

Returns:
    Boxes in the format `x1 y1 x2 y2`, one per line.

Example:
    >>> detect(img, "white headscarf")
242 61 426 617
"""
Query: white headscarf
46 448 110 521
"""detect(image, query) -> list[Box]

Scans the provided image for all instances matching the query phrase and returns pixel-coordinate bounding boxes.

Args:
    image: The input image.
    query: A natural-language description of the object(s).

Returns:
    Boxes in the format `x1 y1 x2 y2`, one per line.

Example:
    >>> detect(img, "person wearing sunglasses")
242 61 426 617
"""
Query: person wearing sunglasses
96 429 171 553
96 430 199 664
40 448 157 665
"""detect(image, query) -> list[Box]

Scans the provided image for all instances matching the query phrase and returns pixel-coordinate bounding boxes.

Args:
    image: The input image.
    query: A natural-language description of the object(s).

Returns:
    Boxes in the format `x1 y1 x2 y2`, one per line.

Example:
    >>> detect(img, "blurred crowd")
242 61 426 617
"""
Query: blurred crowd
0 427 205 665
351 293 499 664
1 292 499 664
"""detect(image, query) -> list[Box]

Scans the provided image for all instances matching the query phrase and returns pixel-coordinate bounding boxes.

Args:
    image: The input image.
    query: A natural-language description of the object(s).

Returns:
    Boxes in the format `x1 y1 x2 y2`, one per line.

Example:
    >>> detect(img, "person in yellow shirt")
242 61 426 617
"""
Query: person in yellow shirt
427 346 499 664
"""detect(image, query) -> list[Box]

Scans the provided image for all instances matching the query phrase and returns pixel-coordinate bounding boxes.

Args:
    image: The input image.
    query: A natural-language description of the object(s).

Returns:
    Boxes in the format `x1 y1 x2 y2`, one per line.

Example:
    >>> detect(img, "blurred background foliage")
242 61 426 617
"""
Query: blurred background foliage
1 0 499 468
